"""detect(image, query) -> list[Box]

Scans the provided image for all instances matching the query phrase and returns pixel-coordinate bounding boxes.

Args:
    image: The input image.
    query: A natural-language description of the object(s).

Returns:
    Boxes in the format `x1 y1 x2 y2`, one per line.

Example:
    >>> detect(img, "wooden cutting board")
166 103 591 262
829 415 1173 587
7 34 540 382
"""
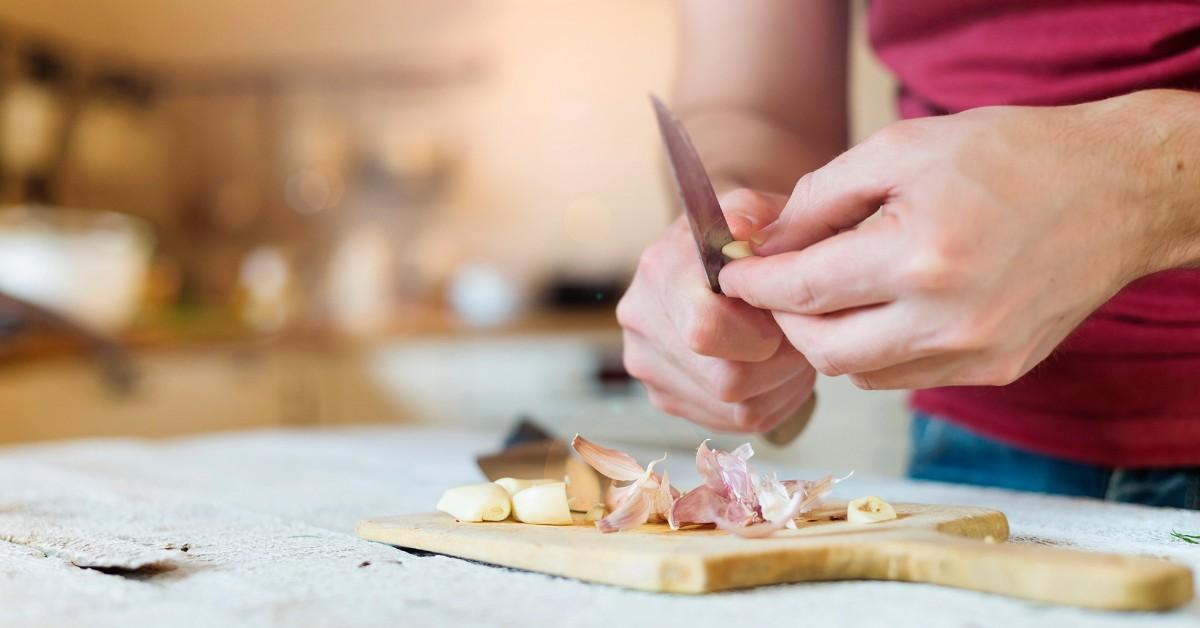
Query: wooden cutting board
357 502 1193 611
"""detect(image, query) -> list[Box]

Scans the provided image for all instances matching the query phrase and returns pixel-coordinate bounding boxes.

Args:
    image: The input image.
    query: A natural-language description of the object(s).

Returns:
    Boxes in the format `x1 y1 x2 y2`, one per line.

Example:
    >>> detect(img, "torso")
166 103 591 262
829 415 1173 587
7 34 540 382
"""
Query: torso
869 0 1200 467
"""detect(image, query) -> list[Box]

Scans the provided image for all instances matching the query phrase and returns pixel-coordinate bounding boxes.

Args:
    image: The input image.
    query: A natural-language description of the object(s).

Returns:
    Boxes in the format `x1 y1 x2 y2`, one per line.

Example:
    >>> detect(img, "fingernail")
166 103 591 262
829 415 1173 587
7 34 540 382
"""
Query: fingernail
725 213 755 236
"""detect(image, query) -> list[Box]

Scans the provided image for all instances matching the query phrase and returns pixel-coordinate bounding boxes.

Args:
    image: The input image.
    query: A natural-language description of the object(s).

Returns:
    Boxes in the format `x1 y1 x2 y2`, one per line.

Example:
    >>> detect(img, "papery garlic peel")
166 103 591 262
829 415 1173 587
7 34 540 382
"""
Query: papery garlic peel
436 483 511 522
571 435 676 532
847 495 897 524
511 482 574 525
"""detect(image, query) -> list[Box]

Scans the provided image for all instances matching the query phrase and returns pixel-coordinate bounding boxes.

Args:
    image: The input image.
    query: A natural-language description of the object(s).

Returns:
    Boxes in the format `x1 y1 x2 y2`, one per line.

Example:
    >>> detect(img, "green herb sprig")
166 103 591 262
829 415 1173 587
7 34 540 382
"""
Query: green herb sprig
1170 530 1200 544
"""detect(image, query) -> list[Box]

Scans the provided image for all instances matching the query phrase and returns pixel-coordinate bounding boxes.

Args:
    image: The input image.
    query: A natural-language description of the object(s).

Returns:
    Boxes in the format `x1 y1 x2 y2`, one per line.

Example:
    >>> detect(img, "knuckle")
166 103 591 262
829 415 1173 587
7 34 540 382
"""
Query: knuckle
931 317 996 354
621 350 651 383
849 374 875 390
732 400 768 429
711 362 751 403
682 308 723 356
721 187 759 208
871 119 921 149
790 172 818 208
975 357 1024 386
812 358 842 378
637 240 670 277
903 245 960 294
645 388 681 417
806 347 846 377
784 273 819 311
615 295 639 330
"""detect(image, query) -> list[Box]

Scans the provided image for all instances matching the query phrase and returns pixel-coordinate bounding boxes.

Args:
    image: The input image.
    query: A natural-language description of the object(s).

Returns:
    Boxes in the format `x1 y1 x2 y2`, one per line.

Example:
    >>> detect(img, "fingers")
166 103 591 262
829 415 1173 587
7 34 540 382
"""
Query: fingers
616 212 818 434
630 218 782 363
742 376 815 433
668 292 783 363
846 352 1025 391
675 337 813 403
624 330 816 432
719 188 788 241
750 127 907 256
771 304 938 377
719 218 902 315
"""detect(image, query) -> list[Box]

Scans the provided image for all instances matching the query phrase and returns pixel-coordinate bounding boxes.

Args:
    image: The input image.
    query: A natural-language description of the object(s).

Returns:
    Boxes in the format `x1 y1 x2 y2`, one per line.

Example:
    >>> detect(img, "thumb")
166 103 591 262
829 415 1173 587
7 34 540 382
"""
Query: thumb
750 146 895 256
718 188 788 241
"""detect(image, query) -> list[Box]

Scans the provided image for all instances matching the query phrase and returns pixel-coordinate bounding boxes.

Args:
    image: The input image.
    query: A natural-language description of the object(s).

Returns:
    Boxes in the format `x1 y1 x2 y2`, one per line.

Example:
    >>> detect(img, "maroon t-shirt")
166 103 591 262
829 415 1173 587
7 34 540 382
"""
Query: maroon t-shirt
868 0 1200 467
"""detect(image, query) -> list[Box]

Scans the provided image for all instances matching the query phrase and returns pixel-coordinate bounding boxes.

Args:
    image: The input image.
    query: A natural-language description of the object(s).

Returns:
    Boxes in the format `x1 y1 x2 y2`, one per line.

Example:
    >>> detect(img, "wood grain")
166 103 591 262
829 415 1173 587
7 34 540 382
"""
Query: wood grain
357 502 1194 611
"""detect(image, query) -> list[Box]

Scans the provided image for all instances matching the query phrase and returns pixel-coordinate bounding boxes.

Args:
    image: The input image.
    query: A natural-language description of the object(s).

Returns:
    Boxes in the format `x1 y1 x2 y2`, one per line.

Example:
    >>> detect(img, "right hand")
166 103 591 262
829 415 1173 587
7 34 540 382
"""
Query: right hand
617 189 817 433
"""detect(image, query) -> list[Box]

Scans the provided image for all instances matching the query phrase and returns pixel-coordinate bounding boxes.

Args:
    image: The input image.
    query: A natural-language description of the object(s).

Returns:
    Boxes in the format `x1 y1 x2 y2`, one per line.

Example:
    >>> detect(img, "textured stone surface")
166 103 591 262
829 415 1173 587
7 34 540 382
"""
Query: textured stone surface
0 425 1198 627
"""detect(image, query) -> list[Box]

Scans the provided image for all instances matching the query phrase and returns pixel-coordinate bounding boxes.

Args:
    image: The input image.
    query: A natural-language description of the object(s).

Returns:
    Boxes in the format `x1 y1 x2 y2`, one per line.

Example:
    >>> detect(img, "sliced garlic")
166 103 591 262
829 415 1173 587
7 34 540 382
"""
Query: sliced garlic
494 477 556 497
436 483 511 522
847 495 897 524
511 482 574 525
721 240 753 260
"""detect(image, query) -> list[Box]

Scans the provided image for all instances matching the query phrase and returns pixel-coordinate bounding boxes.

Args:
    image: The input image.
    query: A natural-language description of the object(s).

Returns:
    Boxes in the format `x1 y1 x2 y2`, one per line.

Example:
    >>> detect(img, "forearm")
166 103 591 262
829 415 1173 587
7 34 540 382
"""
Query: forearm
1095 89 1200 273
673 0 850 196
678 107 843 195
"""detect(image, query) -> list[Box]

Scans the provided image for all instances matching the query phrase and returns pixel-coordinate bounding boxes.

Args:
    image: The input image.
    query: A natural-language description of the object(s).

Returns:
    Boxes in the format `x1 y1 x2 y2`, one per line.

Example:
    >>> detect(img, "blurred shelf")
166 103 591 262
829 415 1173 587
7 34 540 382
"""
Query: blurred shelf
0 306 619 367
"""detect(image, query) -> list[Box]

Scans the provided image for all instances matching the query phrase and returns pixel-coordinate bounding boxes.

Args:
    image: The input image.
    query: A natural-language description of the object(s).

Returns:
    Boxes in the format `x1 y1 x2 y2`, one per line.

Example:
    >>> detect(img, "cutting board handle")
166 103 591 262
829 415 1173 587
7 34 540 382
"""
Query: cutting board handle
866 532 1194 611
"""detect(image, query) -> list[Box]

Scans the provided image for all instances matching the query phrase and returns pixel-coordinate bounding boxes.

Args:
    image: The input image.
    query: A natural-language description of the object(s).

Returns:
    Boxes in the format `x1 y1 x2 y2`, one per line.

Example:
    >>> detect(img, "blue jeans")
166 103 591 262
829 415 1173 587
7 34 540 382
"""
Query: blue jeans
908 414 1200 509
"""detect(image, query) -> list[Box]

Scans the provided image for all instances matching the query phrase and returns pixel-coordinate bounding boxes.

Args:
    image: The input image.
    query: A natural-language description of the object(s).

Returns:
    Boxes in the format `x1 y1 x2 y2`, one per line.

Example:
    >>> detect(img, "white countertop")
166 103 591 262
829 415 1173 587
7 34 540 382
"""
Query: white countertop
1 425 1198 627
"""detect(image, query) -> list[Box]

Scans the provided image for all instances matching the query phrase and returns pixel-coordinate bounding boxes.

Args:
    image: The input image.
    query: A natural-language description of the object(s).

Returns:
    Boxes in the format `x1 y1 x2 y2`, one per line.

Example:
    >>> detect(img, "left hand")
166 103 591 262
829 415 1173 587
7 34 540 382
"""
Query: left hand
718 92 1193 390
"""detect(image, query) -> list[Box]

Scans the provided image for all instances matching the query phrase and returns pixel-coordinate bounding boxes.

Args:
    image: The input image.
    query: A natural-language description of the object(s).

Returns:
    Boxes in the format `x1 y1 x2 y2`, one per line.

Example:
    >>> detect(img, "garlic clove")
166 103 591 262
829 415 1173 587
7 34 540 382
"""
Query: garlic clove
847 495 897 524
511 482 574 525
494 477 556 497
721 240 754 260
437 483 512 522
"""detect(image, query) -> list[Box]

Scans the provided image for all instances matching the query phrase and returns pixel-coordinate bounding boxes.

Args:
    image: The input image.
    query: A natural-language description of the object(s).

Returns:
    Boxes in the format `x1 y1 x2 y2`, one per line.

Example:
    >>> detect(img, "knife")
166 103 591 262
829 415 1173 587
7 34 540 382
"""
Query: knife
650 94 816 446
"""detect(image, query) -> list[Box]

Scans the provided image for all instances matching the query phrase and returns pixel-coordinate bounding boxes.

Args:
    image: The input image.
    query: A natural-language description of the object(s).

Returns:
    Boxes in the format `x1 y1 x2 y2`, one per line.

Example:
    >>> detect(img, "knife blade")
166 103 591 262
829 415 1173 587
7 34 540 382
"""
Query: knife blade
650 94 815 446
650 94 733 294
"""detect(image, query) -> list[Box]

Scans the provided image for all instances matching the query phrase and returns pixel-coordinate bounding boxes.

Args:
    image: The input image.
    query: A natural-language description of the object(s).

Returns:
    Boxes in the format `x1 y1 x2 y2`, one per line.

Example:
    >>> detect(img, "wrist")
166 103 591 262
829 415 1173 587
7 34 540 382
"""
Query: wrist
1086 90 1200 276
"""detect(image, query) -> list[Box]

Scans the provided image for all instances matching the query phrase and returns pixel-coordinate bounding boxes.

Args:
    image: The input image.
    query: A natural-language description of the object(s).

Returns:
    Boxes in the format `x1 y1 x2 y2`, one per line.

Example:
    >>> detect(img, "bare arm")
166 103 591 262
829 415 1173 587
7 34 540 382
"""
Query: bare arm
674 0 850 194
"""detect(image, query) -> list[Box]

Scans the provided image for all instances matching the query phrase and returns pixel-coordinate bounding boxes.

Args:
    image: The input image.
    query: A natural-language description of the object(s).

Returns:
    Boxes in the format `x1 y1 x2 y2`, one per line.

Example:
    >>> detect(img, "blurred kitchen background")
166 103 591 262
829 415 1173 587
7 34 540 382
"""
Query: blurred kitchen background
0 1 908 473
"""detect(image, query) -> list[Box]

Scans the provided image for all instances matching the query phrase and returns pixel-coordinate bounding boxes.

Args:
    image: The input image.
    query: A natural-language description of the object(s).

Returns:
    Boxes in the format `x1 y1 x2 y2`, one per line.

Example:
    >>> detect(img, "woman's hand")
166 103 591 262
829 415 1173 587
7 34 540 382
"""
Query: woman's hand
720 90 1200 390
616 190 817 432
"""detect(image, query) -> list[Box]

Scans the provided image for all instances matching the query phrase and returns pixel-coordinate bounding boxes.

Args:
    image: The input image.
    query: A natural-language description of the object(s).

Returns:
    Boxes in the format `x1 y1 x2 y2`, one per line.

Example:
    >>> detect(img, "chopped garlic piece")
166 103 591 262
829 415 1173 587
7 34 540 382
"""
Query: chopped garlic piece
512 482 573 525
494 477 556 497
847 495 897 524
721 240 753 260
437 483 511 522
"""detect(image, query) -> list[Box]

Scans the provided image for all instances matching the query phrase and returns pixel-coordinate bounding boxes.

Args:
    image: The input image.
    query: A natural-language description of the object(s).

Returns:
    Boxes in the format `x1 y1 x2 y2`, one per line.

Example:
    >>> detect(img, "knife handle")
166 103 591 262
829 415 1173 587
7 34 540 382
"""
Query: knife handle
762 392 817 446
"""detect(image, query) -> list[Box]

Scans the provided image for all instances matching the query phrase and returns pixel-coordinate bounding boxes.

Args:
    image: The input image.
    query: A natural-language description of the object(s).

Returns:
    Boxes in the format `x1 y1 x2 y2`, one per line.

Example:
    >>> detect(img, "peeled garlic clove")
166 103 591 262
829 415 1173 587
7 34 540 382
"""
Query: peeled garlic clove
494 477 556 497
847 495 897 524
437 483 511 522
721 240 753 260
512 482 574 525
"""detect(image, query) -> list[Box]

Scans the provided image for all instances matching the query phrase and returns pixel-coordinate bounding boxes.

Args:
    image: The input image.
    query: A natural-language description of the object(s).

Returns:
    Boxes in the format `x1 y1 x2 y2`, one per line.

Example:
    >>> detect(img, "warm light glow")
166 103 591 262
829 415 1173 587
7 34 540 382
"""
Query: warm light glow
284 167 343 215
562 196 612 245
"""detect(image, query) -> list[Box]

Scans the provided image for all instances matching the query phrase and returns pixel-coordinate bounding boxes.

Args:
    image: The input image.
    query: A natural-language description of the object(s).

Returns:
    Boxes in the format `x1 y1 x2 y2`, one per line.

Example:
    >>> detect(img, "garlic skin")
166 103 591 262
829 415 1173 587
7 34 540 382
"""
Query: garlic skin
436 483 512 522
511 483 574 525
847 496 897 524
494 477 556 497
721 240 753 260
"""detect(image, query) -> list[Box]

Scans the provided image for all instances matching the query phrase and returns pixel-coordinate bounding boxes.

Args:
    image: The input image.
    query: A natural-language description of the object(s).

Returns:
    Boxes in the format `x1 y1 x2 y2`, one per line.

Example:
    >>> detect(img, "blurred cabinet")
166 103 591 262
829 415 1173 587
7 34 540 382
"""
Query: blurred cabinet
0 343 401 443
